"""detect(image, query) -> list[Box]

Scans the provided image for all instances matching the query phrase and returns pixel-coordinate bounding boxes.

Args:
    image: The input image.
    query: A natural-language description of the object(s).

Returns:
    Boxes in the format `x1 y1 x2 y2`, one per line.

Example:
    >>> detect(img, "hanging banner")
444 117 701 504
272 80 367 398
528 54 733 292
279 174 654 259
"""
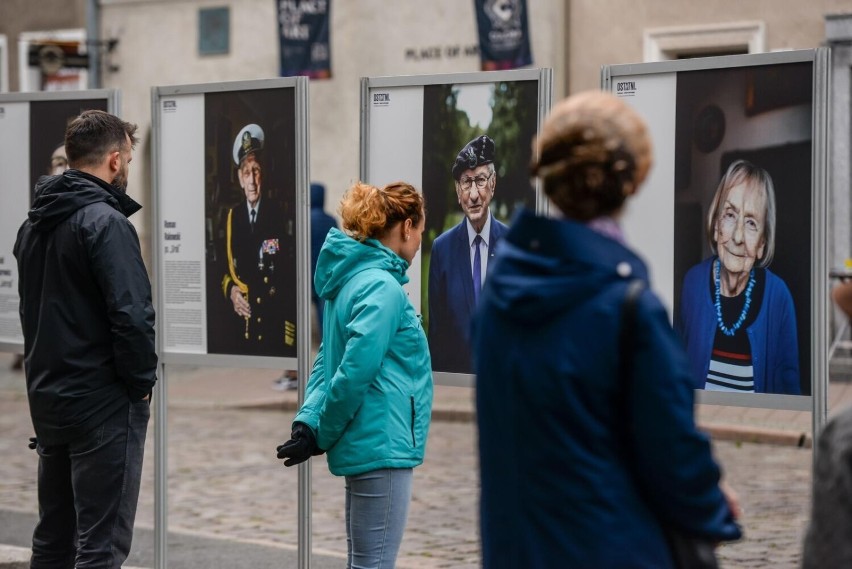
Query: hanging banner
277 0 331 79
474 0 532 71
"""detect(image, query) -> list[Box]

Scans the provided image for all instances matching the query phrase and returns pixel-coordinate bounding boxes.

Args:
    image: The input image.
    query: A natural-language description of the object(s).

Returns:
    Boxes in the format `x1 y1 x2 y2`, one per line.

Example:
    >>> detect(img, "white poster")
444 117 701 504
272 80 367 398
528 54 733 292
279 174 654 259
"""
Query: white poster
610 55 817 400
0 94 113 350
155 81 303 365
367 85 425 310
612 73 678 315
0 102 29 346
159 94 207 354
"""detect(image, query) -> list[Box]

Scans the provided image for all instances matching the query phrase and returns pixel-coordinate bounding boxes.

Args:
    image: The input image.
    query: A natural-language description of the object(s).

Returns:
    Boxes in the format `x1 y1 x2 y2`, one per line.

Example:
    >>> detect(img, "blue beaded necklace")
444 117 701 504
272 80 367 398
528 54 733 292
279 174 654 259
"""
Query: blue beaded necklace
714 258 755 337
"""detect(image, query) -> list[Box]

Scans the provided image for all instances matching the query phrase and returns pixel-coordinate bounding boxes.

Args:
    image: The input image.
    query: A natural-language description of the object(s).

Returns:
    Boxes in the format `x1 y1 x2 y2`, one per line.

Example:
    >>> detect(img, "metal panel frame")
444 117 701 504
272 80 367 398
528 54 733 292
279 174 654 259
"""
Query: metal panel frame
150 76 311 568
360 68 554 389
602 49 829 425
0 88 120 354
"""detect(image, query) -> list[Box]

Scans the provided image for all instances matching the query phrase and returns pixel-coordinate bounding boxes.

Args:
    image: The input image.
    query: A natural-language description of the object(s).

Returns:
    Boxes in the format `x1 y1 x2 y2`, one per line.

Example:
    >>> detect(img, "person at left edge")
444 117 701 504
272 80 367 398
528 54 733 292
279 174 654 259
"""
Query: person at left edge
14 109 156 568
221 123 296 357
276 181 433 568
428 135 509 374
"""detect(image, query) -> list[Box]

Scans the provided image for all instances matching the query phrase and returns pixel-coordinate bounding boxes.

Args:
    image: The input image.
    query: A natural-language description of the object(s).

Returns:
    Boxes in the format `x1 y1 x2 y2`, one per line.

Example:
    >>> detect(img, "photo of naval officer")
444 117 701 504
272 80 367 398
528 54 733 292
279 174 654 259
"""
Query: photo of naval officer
218 123 296 357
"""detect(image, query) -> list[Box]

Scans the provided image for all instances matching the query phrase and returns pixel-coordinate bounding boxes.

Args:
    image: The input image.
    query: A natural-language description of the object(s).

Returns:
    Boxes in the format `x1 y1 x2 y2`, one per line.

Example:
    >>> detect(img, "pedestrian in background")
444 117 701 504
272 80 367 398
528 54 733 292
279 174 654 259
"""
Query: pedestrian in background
273 182 338 391
472 91 741 568
275 181 432 568
309 181 340 332
802 279 852 568
14 110 157 568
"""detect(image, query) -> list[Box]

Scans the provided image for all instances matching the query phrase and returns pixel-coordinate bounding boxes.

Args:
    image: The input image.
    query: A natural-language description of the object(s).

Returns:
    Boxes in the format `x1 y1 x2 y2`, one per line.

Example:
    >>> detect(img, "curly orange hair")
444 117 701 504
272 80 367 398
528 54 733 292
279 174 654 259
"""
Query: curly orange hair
339 181 424 241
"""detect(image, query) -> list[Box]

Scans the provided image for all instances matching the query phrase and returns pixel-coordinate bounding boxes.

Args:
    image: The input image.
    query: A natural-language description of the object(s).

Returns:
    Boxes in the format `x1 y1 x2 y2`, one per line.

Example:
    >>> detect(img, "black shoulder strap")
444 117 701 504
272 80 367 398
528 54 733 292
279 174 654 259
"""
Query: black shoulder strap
619 278 646 378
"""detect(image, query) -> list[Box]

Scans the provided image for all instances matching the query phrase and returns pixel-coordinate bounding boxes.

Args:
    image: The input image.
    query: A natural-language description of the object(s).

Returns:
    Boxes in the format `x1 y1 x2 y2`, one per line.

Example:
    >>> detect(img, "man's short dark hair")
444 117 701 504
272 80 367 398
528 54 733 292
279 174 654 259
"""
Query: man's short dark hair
65 110 139 169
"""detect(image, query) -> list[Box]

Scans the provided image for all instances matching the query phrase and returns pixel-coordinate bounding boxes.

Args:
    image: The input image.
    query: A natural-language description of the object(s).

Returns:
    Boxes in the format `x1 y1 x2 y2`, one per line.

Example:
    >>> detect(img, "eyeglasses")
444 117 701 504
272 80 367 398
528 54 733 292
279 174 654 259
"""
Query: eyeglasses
459 172 493 192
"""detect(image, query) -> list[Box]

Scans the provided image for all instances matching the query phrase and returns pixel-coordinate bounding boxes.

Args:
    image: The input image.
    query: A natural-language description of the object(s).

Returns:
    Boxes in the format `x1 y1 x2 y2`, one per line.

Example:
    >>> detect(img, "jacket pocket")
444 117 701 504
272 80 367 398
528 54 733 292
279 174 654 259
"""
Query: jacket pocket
410 395 416 447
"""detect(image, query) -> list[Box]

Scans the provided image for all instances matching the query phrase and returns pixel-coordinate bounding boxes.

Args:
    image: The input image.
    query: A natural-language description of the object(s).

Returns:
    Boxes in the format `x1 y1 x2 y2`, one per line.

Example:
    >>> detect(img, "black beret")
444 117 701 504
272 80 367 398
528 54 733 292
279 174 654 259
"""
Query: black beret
452 135 495 180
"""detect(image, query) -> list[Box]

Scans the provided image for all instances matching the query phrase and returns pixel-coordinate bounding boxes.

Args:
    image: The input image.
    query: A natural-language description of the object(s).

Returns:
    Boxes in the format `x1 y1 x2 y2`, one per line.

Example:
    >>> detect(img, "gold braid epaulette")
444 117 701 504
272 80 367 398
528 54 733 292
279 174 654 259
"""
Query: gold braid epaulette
223 208 249 297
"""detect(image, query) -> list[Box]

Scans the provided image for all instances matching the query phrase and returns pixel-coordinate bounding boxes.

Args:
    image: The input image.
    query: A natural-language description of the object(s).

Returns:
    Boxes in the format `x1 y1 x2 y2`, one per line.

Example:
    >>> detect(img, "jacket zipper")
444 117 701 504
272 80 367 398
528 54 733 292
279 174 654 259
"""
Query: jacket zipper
410 396 416 447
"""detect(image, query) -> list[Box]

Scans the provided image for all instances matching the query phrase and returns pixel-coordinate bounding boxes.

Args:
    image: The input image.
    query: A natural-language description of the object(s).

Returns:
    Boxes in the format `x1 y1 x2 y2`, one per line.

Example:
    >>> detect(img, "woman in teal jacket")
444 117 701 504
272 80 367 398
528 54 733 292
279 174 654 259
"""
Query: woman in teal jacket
276 181 432 568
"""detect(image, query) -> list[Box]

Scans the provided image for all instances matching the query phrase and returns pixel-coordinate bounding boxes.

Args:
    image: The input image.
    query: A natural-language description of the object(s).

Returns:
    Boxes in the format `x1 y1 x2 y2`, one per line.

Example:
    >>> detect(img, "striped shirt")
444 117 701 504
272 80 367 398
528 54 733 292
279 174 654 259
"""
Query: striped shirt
704 267 766 392
706 348 754 392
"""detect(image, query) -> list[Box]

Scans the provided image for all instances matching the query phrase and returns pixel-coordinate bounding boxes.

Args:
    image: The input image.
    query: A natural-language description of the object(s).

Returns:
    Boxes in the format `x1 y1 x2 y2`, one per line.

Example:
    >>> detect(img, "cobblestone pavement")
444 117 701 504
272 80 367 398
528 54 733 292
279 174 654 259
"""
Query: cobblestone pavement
0 391 814 569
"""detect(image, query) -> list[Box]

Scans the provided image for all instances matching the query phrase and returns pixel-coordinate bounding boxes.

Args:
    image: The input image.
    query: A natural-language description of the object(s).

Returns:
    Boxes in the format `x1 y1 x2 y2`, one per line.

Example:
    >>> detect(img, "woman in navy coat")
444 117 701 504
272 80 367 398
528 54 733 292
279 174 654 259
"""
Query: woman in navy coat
472 91 742 568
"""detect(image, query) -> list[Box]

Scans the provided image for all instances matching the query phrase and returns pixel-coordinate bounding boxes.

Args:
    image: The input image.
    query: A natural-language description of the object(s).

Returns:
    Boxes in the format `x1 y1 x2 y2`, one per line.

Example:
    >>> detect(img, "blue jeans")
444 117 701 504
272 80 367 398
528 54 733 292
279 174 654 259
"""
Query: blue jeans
31 398 150 569
345 468 413 569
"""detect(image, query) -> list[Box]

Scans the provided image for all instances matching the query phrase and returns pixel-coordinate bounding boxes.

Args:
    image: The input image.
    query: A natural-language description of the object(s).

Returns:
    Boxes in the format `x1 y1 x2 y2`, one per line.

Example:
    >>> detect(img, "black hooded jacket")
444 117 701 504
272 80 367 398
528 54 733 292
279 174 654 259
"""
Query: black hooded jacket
14 169 157 446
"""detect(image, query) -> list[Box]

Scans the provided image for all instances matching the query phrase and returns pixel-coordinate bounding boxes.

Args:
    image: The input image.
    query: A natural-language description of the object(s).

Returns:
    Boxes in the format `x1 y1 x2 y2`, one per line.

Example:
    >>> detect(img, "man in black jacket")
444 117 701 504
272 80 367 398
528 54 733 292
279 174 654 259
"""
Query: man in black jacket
14 110 156 569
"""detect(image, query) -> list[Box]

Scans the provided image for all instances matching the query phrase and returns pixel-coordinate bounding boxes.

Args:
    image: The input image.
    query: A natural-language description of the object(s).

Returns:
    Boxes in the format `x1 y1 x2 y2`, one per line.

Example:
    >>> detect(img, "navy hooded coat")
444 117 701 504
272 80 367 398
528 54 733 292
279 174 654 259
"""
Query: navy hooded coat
472 210 741 568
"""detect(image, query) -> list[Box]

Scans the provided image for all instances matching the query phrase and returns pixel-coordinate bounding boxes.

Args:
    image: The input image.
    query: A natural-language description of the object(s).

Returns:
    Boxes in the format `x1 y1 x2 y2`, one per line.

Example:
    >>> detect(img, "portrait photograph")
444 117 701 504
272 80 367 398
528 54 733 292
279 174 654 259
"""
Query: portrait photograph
29 98 108 202
421 79 539 374
204 87 298 358
672 62 813 396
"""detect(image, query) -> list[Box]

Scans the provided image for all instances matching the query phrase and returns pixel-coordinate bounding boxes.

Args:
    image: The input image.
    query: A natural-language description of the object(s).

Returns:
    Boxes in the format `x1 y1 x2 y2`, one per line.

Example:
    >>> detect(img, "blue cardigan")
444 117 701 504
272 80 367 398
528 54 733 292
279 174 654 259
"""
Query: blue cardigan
677 257 800 395
473 211 741 569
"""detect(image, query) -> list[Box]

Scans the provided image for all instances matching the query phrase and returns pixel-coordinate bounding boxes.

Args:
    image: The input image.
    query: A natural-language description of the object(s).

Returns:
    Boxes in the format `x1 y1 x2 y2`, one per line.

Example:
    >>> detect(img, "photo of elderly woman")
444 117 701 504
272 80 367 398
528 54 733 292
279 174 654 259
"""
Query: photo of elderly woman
678 160 799 394
672 62 812 396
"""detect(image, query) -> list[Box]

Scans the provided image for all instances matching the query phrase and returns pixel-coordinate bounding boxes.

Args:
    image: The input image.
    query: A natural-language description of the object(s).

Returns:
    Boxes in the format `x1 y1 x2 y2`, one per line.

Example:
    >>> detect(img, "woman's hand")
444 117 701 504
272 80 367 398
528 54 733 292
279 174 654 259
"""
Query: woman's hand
720 479 742 520
275 422 324 467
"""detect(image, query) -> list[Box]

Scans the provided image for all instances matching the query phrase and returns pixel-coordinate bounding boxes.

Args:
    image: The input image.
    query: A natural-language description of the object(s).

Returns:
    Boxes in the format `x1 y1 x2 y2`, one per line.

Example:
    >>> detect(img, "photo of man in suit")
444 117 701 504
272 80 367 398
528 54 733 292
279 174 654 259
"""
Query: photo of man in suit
428 135 509 374
220 123 296 357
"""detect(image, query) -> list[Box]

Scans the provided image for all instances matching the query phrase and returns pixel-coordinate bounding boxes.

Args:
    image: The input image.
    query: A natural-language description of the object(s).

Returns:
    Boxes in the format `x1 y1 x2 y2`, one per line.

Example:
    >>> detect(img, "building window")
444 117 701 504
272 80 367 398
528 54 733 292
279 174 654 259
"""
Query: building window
18 29 88 92
644 21 765 62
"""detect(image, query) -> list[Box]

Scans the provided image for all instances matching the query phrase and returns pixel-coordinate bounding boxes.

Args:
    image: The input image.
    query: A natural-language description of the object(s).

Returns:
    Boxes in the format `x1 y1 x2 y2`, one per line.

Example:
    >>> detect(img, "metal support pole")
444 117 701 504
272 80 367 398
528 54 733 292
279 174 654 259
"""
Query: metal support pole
154 362 168 569
86 0 100 88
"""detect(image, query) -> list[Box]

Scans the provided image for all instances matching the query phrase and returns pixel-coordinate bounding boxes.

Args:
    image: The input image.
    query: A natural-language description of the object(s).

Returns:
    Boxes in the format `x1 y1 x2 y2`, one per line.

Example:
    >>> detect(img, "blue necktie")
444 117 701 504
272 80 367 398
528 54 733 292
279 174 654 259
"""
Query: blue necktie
473 234 483 304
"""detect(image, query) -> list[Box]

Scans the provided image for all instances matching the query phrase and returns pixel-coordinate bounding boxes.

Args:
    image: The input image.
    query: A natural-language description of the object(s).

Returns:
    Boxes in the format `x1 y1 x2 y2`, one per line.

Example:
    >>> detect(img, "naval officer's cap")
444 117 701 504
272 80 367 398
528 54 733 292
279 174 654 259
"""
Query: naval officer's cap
233 123 265 166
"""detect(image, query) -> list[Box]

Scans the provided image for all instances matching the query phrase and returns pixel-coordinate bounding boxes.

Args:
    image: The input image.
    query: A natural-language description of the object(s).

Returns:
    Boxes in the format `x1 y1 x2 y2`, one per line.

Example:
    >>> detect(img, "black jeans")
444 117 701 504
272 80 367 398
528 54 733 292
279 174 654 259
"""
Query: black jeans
31 398 150 569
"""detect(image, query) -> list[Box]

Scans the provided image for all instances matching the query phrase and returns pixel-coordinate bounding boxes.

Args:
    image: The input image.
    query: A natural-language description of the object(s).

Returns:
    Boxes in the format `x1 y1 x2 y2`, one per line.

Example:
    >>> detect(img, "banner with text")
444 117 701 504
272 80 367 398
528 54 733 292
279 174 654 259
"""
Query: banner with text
277 0 331 79
474 0 532 71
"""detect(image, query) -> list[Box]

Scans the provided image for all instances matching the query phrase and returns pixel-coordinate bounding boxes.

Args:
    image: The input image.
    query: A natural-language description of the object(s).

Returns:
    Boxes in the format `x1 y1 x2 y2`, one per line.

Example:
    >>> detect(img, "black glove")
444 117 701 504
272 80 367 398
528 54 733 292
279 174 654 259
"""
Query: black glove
276 422 323 467
28 436 37 450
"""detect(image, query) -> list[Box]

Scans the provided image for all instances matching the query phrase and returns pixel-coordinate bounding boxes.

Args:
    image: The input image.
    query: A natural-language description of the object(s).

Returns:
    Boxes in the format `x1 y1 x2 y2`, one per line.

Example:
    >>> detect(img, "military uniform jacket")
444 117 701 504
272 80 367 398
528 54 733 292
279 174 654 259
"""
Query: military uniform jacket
222 199 296 357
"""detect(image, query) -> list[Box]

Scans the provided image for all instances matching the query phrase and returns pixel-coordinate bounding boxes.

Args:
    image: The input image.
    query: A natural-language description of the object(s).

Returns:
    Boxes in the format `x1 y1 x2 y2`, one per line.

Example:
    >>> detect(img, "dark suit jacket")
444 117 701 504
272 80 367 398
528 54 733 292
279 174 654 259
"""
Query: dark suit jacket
428 214 508 373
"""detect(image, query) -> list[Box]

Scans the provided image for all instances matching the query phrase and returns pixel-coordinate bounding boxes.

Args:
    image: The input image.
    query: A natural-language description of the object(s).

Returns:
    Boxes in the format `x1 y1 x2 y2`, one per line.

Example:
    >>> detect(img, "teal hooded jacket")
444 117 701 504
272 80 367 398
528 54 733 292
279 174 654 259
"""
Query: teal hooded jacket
294 228 433 476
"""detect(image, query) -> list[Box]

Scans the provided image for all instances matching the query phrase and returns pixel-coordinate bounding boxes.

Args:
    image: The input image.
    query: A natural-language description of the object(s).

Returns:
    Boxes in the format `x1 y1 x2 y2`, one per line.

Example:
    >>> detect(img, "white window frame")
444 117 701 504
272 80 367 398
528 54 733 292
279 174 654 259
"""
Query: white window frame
18 28 88 92
0 35 8 92
643 21 765 62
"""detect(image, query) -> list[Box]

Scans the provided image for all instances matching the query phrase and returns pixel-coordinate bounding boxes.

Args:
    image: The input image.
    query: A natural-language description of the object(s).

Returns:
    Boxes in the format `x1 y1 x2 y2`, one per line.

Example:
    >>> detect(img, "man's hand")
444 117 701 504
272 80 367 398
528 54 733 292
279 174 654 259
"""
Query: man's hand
230 286 251 318
276 422 323 467
28 436 37 450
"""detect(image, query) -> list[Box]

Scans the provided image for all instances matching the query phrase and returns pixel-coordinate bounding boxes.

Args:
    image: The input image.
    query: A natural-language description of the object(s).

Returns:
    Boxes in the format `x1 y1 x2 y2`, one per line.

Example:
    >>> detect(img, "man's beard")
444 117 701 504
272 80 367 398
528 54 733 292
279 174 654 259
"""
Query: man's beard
112 165 128 193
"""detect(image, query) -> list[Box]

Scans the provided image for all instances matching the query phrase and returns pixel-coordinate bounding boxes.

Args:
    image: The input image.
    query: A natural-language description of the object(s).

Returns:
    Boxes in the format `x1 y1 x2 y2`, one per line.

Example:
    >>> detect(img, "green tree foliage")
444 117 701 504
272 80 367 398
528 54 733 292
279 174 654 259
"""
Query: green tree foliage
488 80 538 220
